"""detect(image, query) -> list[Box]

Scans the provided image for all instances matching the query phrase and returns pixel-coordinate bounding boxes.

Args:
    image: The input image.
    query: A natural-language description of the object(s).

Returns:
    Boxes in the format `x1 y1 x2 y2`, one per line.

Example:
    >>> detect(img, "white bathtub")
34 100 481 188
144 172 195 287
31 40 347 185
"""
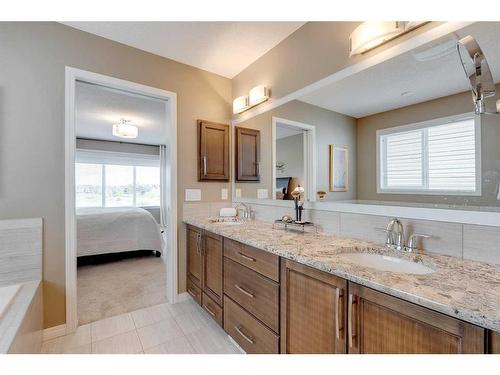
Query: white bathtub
0 284 21 320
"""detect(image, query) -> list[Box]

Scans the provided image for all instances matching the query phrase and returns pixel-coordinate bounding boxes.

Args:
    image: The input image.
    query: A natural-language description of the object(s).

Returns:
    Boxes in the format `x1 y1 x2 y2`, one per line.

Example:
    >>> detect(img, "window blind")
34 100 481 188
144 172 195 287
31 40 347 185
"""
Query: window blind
379 117 478 193
76 149 159 167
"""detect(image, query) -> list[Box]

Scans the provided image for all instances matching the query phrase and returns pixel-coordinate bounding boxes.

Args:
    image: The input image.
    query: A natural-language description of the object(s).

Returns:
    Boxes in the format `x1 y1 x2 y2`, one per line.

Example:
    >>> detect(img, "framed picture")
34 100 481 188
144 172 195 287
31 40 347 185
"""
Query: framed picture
329 145 348 192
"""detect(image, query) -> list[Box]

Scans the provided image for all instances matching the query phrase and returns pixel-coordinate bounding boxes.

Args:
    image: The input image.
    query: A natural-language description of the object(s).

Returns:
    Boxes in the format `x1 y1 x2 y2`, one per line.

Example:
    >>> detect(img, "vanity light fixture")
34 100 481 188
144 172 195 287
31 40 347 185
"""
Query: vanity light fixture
112 118 138 139
349 21 428 57
232 95 250 114
233 85 270 114
248 85 269 106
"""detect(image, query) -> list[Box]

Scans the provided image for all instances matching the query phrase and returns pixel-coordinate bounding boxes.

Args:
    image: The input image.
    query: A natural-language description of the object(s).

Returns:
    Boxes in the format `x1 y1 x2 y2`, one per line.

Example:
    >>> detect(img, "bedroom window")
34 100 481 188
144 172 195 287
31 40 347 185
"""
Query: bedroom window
75 150 161 208
377 114 481 195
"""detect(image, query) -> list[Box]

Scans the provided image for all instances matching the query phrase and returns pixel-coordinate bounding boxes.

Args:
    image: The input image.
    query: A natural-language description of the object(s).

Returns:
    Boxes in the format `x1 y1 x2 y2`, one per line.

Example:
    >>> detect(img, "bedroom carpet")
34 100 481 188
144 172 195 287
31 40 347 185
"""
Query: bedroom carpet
77 254 167 325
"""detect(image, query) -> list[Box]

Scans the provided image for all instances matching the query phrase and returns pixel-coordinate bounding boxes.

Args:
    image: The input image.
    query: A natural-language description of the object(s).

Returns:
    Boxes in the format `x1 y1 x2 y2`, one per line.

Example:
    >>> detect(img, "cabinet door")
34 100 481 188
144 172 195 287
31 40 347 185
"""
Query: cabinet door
198 120 230 181
281 259 347 354
489 331 500 353
202 231 223 305
235 127 260 182
347 282 485 354
186 225 203 288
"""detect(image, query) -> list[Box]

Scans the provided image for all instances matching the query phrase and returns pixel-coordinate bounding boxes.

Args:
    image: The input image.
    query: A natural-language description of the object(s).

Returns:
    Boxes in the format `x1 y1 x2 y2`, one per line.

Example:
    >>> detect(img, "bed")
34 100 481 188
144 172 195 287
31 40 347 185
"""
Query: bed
76 207 164 257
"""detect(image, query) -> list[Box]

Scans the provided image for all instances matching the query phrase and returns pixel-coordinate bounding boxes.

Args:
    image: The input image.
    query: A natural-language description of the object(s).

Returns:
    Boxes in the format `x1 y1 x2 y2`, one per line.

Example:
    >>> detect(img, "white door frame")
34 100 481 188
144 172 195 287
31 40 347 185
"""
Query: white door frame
64 67 178 334
272 117 316 202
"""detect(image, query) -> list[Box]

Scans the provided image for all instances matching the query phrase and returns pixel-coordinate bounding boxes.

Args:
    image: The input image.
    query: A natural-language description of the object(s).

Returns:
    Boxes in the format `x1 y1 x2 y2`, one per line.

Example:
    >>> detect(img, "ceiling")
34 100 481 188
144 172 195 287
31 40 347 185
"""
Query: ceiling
62 22 305 78
299 22 500 118
75 81 168 145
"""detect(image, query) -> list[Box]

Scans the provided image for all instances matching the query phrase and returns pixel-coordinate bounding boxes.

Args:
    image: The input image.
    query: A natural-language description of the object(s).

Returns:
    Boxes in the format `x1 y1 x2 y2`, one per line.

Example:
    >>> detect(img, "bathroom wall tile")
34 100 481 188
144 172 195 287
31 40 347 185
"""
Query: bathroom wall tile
400 218 463 258
339 213 391 243
309 210 341 235
182 202 210 219
463 224 500 265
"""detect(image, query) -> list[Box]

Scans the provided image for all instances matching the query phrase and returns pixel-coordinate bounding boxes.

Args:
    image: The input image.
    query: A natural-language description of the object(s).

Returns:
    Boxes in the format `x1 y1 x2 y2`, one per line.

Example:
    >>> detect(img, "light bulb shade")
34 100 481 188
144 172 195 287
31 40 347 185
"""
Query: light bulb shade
496 99 500 113
248 85 269 106
349 21 405 56
233 95 249 114
112 122 138 138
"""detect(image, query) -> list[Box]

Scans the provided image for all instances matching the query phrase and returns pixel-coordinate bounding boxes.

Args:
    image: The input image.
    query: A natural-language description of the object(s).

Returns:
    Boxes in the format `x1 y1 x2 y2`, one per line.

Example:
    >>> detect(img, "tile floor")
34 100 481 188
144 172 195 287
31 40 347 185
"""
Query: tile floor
41 298 242 354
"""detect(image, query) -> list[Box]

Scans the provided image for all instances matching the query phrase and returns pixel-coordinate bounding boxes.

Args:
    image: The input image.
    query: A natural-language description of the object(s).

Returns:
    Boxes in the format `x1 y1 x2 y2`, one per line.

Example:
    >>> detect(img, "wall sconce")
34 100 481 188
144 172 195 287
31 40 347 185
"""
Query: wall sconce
233 96 249 114
233 85 270 114
349 21 427 57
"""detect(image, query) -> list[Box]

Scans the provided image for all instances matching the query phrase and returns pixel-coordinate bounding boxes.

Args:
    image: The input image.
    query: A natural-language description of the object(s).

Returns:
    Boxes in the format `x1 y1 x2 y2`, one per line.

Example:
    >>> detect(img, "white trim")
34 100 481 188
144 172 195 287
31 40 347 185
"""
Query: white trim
376 113 481 196
271 117 316 202
65 67 178 334
42 324 67 342
232 22 474 125
232 197 500 227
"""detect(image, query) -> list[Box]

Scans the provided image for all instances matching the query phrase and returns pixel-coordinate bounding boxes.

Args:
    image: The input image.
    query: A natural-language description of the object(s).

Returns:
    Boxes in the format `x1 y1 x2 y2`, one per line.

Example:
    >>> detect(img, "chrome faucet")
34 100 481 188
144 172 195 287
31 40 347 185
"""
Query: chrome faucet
385 218 405 251
235 202 252 220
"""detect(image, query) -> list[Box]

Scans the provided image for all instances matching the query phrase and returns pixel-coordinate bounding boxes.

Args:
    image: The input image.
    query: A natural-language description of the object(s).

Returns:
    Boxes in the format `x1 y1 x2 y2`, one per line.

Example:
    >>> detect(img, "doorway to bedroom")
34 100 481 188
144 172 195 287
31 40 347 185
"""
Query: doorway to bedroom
65 69 177 330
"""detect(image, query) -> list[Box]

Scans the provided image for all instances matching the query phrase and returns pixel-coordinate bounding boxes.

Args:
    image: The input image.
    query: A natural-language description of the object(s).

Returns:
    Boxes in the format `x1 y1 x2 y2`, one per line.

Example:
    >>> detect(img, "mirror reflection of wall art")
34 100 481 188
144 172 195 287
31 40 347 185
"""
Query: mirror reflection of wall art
329 145 348 192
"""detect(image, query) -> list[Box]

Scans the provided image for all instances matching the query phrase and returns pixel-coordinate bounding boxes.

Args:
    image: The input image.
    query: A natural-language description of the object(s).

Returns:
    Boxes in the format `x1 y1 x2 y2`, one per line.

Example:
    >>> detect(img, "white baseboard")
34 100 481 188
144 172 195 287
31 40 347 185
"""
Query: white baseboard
42 324 67 342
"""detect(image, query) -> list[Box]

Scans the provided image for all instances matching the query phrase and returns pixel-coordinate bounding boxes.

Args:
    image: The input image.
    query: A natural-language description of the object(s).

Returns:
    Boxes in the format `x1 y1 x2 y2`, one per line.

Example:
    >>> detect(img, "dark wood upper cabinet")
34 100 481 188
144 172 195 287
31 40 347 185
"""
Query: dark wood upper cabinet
198 120 230 181
347 282 485 354
235 126 260 182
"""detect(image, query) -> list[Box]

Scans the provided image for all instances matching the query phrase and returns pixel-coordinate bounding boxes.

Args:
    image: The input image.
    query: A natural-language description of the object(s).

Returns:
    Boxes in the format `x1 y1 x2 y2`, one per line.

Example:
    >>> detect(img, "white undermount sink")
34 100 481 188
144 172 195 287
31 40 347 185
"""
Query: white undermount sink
338 253 434 275
215 221 244 226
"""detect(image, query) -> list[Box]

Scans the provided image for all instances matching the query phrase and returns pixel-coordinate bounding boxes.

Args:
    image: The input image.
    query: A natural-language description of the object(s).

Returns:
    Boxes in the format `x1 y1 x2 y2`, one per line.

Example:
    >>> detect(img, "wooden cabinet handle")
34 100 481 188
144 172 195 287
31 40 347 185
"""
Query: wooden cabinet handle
234 325 254 344
203 304 216 317
203 156 207 176
187 288 198 298
335 288 340 340
348 293 357 349
238 252 256 262
234 284 255 298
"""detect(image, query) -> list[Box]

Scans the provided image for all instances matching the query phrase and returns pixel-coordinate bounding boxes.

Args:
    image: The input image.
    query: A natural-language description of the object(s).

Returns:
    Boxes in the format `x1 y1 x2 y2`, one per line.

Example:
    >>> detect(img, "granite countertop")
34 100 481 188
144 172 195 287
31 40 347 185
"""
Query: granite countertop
183 215 500 332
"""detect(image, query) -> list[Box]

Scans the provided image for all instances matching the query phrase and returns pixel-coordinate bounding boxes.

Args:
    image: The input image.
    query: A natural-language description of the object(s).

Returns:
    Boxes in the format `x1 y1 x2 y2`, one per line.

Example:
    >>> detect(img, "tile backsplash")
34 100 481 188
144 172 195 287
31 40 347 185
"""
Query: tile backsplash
183 201 500 265
0 218 42 286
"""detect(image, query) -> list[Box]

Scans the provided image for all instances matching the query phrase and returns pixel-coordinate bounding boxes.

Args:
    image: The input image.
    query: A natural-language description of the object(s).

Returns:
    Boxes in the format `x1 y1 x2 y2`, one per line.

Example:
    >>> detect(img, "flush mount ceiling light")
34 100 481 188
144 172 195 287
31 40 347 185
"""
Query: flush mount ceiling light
349 21 428 57
233 85 270 114
112 119 138 139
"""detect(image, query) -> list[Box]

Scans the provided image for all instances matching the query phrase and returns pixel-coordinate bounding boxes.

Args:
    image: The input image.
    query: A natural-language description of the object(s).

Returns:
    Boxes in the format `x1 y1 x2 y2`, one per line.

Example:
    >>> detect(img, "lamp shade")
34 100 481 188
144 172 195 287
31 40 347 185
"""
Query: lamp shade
233 95 249 114
349 21 404 56
248 85 269 106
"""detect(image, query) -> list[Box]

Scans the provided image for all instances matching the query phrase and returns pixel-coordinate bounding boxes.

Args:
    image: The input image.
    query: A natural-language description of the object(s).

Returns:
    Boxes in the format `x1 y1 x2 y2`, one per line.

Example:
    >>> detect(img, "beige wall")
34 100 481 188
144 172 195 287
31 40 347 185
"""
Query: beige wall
0 22 232 328
357 86 500 206
236 100 357 201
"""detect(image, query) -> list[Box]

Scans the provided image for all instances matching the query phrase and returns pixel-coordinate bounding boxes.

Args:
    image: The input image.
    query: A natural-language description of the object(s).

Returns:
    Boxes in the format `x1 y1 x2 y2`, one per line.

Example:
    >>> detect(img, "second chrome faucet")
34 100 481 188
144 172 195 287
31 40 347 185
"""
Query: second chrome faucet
382 218 433 253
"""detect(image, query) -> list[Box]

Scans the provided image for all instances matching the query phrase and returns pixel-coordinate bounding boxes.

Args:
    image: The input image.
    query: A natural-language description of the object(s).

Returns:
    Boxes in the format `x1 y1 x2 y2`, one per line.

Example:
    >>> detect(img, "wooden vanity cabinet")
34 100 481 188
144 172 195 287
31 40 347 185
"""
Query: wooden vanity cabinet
280 259 347 354
235 126 260 182
186 225 203 288
347 282 485 354
489 331 500 353
198 120 230 181
202 231 224 306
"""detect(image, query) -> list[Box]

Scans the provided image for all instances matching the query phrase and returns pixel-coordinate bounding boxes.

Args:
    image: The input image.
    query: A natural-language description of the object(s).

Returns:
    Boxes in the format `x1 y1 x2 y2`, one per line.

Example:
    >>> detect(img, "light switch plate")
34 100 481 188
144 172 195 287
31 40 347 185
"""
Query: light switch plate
221 188 228 200
235 188 242 198
257 189 269 199
185 189 201 201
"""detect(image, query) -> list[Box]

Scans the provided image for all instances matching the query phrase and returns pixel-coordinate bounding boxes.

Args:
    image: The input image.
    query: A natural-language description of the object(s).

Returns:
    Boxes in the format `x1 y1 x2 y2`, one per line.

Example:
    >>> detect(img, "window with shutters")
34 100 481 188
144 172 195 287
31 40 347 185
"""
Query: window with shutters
377 114 481 195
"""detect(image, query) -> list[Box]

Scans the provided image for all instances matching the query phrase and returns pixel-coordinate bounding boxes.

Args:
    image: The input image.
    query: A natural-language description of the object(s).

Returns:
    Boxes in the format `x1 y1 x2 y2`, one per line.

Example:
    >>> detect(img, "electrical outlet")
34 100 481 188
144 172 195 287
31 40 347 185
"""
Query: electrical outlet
185 189 201 201
235 188 242 198
221 188 228 200
257 189 268 199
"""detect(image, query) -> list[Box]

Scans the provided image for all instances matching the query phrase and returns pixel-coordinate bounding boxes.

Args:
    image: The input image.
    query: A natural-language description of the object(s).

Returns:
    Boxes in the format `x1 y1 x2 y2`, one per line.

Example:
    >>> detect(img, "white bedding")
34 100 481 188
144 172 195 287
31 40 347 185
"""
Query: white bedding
76 207 164 257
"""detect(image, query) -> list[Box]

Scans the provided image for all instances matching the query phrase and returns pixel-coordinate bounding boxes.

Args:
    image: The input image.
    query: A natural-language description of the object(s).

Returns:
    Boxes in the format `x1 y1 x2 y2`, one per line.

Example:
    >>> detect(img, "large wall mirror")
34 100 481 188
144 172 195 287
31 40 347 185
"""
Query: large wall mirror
233 22 500 211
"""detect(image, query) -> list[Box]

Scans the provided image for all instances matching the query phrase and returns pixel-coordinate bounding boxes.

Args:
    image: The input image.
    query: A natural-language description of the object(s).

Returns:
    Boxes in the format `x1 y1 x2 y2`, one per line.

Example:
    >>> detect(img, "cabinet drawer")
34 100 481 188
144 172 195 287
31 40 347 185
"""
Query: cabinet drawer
202 292 223 327
187 277 202 305
224 296 279 354
224 238 279 282
224 257 279 332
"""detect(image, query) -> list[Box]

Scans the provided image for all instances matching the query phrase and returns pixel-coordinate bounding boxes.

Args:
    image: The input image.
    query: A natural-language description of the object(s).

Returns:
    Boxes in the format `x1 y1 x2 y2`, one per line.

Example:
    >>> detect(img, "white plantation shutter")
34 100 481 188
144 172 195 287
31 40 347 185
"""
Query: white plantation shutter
427 119 476 191
379 116 479 194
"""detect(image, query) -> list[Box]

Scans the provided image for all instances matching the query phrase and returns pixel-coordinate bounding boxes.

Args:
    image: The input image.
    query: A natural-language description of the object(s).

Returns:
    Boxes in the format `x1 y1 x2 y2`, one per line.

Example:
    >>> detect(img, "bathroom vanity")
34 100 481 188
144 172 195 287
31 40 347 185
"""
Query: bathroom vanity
184 217 500 354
